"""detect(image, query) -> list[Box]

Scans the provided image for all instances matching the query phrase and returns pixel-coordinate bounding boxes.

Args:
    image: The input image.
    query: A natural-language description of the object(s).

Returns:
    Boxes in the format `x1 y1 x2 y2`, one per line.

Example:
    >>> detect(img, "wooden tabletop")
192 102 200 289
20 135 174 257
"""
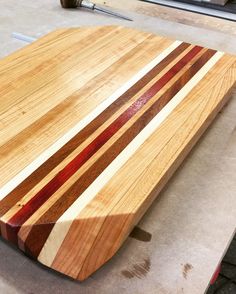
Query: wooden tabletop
0 25 235 281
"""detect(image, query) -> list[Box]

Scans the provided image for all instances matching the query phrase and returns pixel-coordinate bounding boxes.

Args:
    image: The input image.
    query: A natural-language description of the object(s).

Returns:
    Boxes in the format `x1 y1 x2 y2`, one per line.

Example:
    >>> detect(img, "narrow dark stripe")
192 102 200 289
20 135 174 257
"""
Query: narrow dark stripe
7 46 203 236
7 46 207 246
0 42 189 219
19 48 217 257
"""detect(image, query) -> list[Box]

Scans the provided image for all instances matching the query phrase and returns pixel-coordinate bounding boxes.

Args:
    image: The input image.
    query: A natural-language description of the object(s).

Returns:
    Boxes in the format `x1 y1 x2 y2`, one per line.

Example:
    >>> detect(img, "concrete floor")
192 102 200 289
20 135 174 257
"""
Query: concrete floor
0 1 236 293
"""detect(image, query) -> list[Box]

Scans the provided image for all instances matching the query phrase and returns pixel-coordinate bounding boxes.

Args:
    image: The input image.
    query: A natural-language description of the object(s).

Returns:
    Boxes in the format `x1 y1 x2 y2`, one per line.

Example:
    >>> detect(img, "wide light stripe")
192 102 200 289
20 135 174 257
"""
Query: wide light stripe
0 40 181 201
38 51 224 266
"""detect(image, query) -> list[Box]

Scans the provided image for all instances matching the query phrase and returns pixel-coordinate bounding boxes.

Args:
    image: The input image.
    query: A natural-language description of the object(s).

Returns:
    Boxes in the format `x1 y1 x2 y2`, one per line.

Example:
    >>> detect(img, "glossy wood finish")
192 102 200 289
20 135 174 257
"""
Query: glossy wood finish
0 26 235 281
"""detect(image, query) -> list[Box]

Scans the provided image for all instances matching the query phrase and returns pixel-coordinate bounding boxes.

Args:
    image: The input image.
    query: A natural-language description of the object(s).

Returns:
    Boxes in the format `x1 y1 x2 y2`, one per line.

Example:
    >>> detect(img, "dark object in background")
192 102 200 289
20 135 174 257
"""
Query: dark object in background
59 0 133 21
60 0 78 8
187 0 228 6
174 0 236 12
141 0 236 21
207 236 236 294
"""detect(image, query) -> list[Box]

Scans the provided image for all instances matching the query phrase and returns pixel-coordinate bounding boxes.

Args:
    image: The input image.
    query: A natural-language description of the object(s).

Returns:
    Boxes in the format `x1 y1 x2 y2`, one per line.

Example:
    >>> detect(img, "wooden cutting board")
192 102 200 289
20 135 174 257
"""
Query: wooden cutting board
0 26 235 281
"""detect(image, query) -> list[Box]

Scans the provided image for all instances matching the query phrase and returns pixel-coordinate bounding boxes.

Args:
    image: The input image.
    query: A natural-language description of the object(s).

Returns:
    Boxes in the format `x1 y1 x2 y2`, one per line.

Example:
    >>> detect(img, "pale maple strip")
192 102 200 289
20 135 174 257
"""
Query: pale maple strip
3 41 190 223
16 43 197 247
0 34 170 190
38 52 224 268
0 40 181 201
77 58 236 281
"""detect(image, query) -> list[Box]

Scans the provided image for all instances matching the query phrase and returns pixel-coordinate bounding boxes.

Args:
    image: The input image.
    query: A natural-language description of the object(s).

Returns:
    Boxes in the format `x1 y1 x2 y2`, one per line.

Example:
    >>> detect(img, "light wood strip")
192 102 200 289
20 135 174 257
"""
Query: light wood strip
37 51 224 271
19 46 213 255
54 57 236 281
1 42 190 223
16 44 204 249
0 27 235 281
0 34 176 199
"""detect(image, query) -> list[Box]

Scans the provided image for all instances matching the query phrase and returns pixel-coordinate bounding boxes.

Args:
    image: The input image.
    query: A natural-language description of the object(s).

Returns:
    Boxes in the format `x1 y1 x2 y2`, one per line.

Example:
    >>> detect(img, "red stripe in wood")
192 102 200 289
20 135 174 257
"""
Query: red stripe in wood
5 45 203 244
23 48 216 257
0 43 190 219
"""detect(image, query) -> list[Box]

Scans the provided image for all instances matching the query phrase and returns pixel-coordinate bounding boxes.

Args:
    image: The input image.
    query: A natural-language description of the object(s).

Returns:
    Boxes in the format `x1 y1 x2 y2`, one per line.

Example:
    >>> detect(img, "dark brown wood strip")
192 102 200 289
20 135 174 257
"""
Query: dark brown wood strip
6 45 202 246
21 48 215 257
0 42 189 218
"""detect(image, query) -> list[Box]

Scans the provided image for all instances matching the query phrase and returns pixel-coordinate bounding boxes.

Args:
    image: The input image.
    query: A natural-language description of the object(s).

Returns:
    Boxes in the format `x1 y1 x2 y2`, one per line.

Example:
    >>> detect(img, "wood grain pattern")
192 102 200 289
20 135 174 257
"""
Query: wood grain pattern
0 26 235 281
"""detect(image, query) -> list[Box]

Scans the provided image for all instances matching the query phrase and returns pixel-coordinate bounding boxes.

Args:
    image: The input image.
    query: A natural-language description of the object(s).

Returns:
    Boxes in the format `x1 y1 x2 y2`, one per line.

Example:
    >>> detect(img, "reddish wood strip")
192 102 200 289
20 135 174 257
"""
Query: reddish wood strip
17 47 217 257
7 46 203 237
0 27 234 282
0 43 189 221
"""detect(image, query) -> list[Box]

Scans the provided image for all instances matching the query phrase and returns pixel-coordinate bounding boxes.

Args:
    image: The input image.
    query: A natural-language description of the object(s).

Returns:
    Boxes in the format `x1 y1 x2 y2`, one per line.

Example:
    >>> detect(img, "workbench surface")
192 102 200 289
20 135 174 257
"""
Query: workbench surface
0 0 236 293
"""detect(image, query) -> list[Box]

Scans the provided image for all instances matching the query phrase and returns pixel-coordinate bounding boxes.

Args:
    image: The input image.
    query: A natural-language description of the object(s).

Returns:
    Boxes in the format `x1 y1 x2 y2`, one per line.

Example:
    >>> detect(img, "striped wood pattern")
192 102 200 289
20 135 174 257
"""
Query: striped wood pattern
0 26 235 281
